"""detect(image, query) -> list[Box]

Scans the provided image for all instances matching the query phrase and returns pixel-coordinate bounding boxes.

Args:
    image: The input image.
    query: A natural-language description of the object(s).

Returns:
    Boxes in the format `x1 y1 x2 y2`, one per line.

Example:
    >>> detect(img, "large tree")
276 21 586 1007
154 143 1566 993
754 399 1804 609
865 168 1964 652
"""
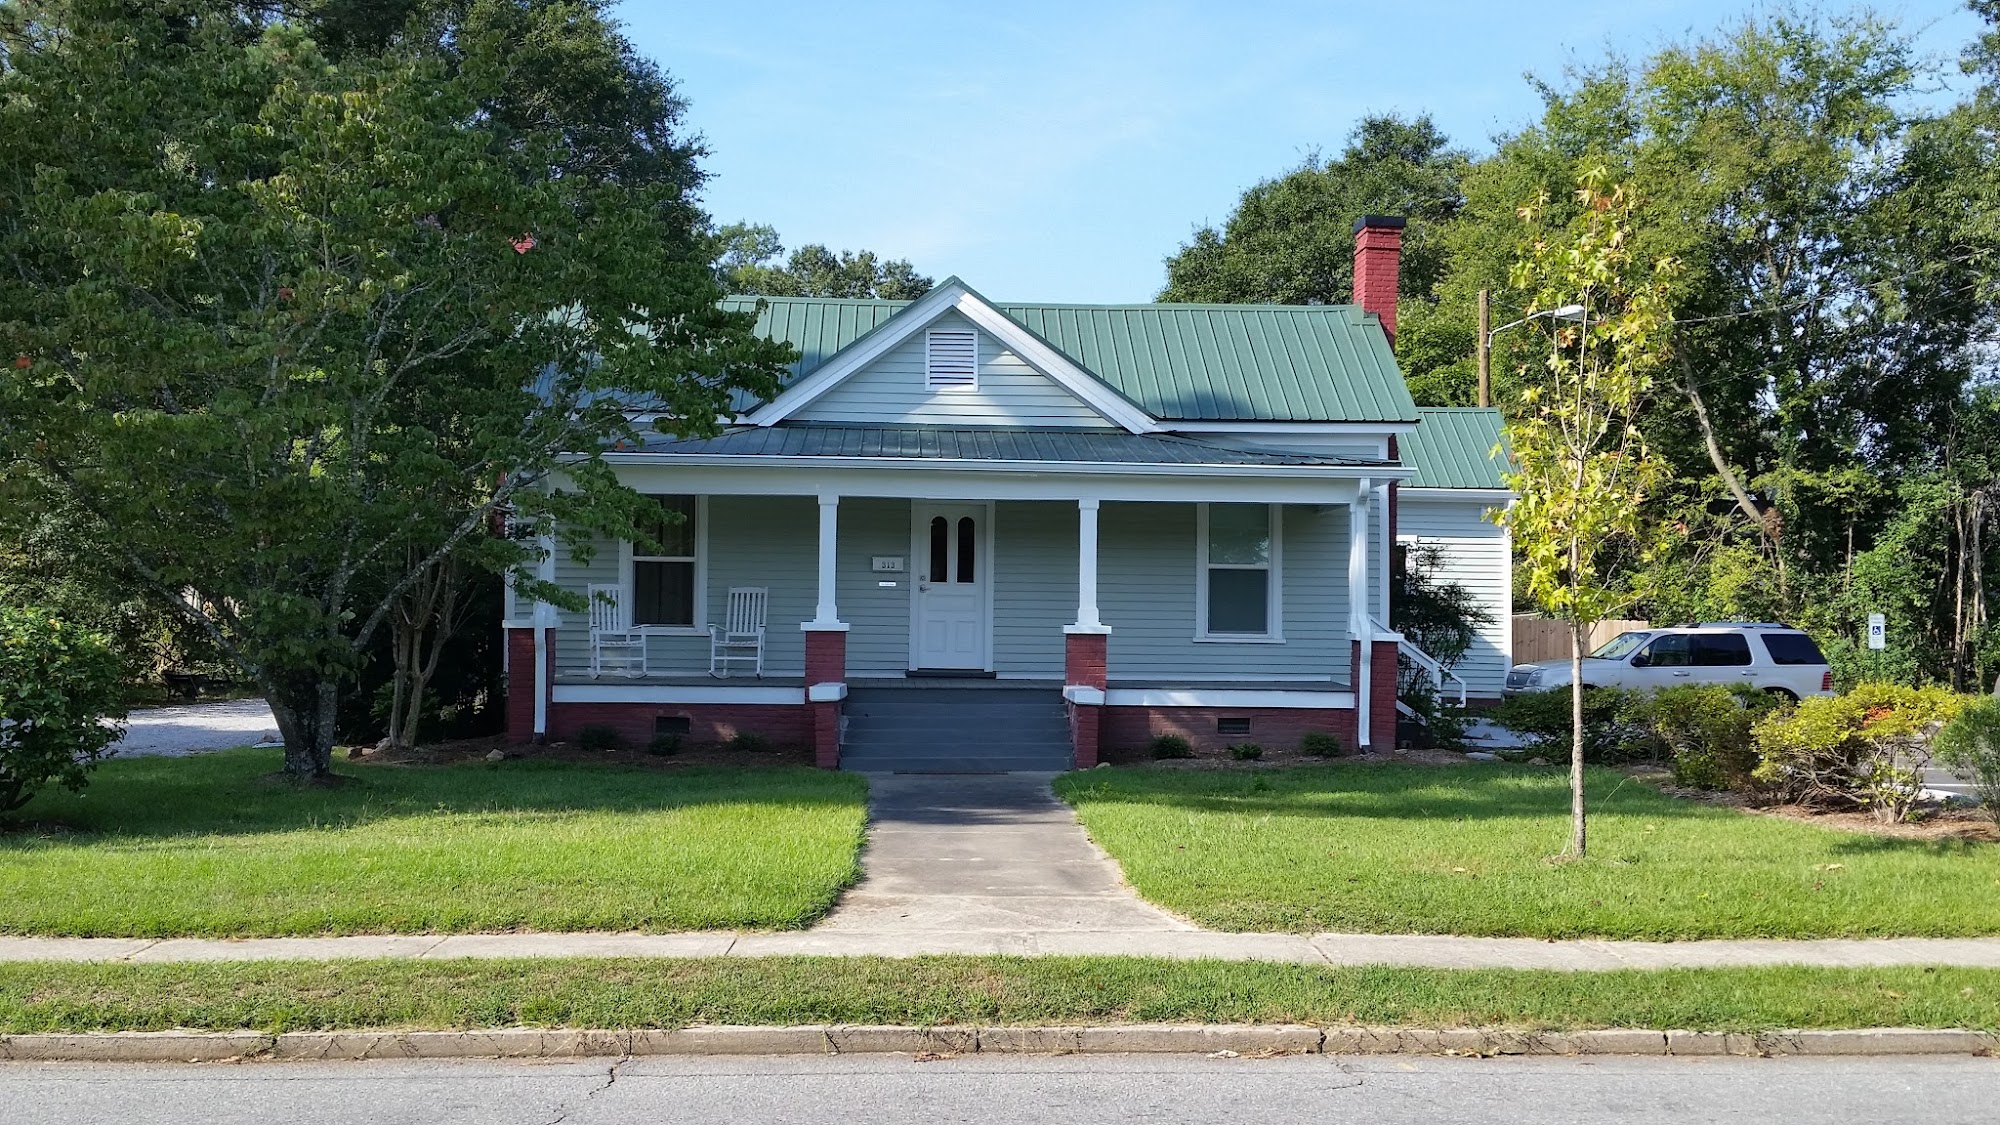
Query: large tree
1439 9 1999 682
715 223 934 300
1160 113 1468 306
0 1 792 778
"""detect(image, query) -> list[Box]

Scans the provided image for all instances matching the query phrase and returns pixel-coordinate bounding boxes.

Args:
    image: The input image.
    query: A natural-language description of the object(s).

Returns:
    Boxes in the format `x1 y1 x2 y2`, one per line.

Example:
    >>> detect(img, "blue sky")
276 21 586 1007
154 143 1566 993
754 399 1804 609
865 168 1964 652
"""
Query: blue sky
616 1 1986 303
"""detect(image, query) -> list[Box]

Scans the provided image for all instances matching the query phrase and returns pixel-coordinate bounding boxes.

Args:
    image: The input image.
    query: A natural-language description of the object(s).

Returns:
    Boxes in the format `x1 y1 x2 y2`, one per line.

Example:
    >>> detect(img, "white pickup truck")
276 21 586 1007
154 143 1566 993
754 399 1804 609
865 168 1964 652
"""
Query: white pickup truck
1504 623 1835 702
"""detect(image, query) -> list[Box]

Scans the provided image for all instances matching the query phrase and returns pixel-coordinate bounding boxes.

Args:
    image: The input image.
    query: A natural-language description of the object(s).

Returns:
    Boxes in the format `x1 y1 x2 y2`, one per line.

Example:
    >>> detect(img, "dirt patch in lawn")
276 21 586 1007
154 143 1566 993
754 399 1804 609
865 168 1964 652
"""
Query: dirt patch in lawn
1098 745 1506 769
348 735 817 770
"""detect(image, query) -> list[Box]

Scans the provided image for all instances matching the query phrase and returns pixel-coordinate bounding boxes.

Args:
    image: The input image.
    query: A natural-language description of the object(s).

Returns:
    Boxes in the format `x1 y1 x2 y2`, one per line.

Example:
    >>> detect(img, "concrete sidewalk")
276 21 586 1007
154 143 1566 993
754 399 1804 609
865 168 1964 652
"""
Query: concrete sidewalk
6 931 2000 971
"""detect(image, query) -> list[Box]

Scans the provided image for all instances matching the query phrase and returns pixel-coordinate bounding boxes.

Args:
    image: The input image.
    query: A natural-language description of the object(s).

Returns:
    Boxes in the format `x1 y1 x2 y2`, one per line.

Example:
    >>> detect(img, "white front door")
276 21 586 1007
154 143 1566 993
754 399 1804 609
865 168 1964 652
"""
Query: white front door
911 503 990 670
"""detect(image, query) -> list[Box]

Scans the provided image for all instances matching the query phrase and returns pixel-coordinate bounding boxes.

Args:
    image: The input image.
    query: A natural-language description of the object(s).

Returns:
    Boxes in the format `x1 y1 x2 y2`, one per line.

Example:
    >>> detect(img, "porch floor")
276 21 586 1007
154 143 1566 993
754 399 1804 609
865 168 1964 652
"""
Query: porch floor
552 673 1350 691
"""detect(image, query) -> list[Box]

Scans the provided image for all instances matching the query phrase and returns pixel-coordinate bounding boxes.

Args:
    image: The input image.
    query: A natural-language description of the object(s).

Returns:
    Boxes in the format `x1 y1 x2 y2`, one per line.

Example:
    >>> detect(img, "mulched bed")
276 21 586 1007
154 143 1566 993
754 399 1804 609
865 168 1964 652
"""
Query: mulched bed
347 735 815 770
1097 744 1497 769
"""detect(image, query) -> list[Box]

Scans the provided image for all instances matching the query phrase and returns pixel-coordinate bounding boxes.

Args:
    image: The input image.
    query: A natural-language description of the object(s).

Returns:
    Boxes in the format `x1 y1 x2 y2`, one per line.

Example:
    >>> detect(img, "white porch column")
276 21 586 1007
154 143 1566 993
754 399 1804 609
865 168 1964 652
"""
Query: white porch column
1375 481 1392 621
1074 498 1103 630
812 493 841 627
1349 481 1374 749
533 531 557 741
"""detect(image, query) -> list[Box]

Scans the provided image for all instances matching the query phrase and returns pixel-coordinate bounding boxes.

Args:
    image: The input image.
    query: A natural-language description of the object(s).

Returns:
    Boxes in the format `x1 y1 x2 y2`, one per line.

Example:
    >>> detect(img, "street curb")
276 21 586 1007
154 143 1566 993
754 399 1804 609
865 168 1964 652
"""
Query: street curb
0 1026 1993 1062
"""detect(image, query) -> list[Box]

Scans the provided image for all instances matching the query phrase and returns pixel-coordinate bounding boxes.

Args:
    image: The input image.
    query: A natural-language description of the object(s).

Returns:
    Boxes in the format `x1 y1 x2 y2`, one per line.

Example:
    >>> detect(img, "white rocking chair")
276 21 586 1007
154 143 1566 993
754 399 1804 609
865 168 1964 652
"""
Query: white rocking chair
709 587 768 678
587 583 647 678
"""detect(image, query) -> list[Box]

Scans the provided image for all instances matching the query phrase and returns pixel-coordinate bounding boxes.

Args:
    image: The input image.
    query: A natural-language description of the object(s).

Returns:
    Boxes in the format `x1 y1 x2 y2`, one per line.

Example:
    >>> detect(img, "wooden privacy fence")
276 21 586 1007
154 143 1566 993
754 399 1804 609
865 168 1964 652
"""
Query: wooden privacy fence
1511 616 1650 665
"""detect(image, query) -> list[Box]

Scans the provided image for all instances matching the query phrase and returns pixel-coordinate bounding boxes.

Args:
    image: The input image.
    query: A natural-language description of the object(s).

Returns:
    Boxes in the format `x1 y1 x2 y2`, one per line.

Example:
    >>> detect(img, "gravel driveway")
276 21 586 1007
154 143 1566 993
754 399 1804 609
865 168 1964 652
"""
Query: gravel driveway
111 699 281 758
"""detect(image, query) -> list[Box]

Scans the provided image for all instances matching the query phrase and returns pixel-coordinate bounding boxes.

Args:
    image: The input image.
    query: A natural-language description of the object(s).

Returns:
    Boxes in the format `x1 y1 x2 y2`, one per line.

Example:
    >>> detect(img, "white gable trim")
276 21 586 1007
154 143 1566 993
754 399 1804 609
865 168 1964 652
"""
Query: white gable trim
748 282 1160 434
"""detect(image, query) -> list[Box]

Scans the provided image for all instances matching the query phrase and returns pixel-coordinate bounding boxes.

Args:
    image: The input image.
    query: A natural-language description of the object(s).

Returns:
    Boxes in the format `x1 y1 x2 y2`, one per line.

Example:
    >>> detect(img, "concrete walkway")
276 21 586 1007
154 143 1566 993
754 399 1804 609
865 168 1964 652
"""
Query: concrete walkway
813 773 1194 941
7 770 2000 970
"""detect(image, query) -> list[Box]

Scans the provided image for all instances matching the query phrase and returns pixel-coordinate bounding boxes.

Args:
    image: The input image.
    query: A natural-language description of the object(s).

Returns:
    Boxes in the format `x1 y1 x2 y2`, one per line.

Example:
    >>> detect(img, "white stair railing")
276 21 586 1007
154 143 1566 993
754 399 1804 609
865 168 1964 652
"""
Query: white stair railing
1371 617 1468 708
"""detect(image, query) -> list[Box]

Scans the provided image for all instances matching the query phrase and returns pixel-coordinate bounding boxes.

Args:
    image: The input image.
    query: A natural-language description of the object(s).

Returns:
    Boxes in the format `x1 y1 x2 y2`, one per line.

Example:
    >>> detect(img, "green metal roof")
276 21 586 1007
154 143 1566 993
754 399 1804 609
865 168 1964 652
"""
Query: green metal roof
1401 407 1511 490
720 290 1419 424
631 424 1390 468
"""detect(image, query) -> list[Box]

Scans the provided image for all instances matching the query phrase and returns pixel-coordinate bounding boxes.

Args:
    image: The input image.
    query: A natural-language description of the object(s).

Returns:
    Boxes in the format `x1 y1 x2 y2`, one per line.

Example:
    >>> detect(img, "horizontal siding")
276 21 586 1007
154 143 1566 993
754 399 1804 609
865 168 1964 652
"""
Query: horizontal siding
547 496 1374 687
1099 502 1351 683
836 498 914 675
1399 495 1513 699
994 501 1075 677
794 310 1115 428
552 498 818 677
551 534 622 678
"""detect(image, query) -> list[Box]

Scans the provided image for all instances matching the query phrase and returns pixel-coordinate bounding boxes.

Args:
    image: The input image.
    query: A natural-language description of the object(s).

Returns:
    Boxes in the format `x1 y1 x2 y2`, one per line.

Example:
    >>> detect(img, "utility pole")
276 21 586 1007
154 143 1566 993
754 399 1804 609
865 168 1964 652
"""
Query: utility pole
1476 289 1491 408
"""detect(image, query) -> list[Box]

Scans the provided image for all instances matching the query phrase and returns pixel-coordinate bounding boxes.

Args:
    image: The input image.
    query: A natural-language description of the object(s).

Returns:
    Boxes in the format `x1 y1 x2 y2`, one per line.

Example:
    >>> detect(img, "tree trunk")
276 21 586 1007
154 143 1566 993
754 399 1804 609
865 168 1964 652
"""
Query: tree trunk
1681 357 1786 592
1568 618 1588 858
265 675 337 780
385 555 467 754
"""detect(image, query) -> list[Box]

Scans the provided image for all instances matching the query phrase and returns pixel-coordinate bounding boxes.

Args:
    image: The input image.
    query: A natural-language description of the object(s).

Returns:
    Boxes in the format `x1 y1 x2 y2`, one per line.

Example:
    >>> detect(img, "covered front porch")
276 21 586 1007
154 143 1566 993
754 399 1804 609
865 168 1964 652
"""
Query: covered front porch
506 429 1412 765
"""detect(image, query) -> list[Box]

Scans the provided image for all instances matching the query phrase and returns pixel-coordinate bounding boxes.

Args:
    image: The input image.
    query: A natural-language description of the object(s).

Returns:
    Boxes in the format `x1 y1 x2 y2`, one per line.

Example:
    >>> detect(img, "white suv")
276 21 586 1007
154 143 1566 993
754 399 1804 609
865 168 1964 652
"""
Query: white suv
1504 623 1834 701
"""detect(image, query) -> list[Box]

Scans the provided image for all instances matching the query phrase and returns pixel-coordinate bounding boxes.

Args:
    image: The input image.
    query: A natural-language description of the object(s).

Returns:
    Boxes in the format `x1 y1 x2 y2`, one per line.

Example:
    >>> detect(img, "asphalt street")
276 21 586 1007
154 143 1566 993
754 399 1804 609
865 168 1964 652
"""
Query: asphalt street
5 1054 1996 1125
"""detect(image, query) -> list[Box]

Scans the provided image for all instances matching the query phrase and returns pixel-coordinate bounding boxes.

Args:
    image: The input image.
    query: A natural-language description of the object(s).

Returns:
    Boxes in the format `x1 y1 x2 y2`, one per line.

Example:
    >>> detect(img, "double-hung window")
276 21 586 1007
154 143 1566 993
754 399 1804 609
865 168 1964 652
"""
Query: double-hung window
630 495 700 628
1197 503 1281 640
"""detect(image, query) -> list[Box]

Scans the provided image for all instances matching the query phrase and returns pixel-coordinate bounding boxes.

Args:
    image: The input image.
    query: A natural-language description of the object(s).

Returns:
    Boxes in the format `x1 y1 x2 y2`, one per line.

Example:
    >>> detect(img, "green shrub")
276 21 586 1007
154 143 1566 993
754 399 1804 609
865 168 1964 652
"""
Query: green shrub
1150 734 1194 759
1935 696 2000 821
575 724 621 753
1650 685 1774 791
645 734 681 757
1398 677 1469 751
0 606 127 813
1300 731 1346 757
1227 742 1264 761
1752 682 1969 822
727 731 772 753
1491 686 1651 762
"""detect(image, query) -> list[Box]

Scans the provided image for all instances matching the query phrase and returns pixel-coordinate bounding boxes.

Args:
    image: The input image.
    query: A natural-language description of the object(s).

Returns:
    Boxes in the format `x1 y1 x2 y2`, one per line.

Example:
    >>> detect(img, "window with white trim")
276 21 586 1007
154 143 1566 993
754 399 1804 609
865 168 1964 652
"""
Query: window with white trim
925 329 978 389
1197 503 1281 639
631 494 699 627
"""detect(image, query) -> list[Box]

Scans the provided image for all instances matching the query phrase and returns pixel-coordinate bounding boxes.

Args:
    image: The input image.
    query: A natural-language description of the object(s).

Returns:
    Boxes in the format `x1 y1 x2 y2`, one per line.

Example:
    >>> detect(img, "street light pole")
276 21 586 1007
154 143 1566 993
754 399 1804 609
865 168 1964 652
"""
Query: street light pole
1481 302 1586 409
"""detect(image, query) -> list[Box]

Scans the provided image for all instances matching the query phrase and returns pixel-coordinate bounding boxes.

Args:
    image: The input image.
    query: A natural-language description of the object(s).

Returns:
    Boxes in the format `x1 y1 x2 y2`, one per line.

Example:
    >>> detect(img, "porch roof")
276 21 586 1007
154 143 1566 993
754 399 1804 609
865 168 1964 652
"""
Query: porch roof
626 424 1394 470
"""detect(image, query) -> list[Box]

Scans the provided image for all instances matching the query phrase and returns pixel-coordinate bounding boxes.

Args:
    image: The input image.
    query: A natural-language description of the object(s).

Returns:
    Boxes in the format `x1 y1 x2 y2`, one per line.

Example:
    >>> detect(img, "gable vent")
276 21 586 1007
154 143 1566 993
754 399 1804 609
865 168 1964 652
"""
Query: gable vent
925 329 978 388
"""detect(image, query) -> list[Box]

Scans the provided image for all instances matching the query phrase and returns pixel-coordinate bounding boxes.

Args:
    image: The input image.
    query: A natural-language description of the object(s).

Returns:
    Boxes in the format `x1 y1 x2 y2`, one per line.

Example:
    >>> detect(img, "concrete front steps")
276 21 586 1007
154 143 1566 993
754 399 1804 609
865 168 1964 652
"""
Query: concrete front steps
839 687 1073 773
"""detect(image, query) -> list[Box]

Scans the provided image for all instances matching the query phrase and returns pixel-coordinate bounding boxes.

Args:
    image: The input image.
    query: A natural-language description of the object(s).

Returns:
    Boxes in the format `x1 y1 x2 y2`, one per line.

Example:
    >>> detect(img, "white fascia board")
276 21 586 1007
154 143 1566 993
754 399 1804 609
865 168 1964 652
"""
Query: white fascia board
744 283 1161 435
1166 421 1419 435
1103 688 1356 709
601 460 1376 505
552 684 807 705
944 293 1159 434
1400 487 1516 502
600 451 1414 482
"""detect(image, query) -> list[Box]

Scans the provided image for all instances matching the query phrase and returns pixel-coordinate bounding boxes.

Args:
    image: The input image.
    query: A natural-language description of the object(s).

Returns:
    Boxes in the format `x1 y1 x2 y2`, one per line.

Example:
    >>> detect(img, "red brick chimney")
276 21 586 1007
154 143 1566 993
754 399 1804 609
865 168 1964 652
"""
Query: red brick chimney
1353 215 1406 346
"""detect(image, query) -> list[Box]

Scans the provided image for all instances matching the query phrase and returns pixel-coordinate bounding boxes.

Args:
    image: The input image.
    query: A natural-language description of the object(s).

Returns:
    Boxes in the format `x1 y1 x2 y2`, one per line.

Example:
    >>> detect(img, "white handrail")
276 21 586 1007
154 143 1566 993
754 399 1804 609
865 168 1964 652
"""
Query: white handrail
1372 617 1468 707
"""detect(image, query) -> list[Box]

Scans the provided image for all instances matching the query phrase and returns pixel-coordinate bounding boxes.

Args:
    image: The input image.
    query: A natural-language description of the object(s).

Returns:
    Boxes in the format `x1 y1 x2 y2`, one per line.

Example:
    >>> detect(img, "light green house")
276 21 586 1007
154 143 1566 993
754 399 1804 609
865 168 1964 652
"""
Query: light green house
503 218 1513 769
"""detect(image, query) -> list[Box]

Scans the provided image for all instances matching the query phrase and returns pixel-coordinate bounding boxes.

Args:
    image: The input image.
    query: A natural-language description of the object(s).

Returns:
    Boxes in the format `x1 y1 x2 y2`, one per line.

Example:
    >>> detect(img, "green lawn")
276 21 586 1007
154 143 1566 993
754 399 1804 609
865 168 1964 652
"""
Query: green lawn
1054 764 2000 939
0 749 868 936
1 957 1993 1033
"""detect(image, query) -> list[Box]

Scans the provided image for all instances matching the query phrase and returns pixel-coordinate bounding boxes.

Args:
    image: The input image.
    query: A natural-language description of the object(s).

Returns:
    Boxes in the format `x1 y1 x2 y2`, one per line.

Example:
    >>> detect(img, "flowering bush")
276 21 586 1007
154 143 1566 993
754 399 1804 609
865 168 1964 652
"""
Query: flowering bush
1751 682 1968 822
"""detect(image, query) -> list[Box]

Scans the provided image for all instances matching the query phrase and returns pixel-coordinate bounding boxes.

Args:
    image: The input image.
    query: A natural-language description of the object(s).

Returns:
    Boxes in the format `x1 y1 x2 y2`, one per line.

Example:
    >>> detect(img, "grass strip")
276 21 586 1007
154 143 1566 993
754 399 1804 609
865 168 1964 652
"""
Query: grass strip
2 957 1995 1034
0 750 869 936
1055 764 2000 939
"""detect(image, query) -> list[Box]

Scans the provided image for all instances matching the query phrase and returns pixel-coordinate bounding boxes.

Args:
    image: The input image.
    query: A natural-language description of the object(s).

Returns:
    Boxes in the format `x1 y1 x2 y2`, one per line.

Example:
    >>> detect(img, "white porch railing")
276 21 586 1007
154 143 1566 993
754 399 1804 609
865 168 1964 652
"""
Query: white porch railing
1371 616 1468 709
